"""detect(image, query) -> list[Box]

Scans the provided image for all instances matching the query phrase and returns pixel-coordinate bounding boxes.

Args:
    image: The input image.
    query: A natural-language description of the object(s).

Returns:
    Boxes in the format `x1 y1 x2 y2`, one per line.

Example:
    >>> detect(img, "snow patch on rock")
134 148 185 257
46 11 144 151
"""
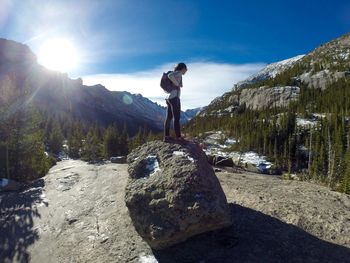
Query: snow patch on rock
145 156 160 177
173 151 195 163
173 151 185 156
0 178 9 187
138 254 158 263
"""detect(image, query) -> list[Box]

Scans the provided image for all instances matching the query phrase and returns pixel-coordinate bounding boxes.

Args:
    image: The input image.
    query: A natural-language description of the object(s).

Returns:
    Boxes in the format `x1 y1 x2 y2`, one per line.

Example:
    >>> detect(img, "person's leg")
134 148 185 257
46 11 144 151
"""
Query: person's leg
164 99 173 137
172 97 181 138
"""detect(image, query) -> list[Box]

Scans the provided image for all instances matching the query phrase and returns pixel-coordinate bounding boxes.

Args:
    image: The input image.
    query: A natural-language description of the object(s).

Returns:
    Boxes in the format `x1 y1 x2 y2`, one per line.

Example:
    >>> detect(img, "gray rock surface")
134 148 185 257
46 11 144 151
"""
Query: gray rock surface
299 70 350 89
1 160 349 262
218 170 350 248
229 86 300 110
125 141 233 249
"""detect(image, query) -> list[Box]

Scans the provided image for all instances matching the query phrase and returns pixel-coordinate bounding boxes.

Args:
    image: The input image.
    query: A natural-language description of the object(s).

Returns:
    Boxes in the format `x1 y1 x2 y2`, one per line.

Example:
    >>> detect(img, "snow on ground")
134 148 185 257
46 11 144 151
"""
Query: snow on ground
138 254 158 263
173 151 195 163
225 138 237 145
203 131 272 169
313 113 327 118
203 130 233 146
0 178 9 187
58 151 70 160
223 105 235 112
339 52 350 60
296 118 318 127
217 138 238 149
187 156 194 163
204 148 228 158
203 131 237 150
230 152 272 169
145 156 160 176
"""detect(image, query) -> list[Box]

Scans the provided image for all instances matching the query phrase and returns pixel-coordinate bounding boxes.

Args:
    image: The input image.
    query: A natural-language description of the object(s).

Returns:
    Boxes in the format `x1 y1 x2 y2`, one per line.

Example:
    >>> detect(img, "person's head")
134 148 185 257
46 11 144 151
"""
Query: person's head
174 62 187 75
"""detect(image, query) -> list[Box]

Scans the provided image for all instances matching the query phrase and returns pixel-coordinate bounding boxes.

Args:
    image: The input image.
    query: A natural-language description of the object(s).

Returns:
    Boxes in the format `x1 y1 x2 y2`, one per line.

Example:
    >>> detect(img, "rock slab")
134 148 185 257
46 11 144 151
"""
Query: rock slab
125 140 232 249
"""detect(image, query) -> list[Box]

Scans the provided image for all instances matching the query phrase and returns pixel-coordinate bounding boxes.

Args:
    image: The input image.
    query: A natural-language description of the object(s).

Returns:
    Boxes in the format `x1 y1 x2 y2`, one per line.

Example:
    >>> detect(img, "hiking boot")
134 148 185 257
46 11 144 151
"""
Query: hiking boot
175 136 190 145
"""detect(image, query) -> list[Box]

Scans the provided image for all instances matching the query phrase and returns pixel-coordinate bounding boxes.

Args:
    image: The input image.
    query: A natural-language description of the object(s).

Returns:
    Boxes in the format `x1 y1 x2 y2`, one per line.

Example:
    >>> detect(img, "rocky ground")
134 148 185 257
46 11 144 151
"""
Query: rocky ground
1 160 350 263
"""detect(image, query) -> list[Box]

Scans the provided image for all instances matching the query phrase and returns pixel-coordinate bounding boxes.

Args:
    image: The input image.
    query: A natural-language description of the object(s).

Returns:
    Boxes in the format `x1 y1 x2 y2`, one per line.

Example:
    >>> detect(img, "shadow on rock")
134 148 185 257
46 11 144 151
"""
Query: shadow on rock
0 179 47 263
152 203 350 263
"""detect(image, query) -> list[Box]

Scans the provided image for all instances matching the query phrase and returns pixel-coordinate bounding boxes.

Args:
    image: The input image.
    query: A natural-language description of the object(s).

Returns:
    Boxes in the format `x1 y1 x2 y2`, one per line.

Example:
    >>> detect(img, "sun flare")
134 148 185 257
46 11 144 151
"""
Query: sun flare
38 38 79 72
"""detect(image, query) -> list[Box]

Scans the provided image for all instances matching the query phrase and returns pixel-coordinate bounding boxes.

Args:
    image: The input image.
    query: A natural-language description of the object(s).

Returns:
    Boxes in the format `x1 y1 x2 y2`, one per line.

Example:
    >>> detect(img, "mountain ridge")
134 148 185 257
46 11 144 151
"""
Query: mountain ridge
235 54 305 89
0 38 199 134
199 32 350 115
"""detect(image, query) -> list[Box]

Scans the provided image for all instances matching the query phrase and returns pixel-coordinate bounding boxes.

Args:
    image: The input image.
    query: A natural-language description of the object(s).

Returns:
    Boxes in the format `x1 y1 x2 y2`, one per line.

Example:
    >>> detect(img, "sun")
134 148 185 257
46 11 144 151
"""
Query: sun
38 38 79 72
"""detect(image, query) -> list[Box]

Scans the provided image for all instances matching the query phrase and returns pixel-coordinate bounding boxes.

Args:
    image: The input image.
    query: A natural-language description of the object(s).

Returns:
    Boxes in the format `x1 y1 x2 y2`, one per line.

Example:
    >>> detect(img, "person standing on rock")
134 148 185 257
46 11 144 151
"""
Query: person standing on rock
164 62 187 142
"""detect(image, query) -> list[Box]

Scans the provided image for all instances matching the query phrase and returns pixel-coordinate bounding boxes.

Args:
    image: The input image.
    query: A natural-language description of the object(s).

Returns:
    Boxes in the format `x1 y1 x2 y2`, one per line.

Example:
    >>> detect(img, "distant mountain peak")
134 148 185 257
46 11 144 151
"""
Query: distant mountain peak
195 32 350 117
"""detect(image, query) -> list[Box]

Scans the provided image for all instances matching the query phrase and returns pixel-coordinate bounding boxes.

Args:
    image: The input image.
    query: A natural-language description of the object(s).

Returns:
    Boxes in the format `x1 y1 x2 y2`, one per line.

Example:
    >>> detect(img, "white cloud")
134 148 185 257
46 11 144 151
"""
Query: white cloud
82 61 265 110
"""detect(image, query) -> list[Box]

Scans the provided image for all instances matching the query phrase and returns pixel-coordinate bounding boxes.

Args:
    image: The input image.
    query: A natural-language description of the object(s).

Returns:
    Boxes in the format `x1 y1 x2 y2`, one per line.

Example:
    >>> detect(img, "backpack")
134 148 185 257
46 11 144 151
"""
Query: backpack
160 71 176 93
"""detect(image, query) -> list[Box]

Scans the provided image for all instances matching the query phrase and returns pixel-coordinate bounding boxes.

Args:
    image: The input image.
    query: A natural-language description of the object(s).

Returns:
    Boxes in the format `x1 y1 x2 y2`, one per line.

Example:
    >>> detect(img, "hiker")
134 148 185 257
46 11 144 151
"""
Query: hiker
164 62 187 142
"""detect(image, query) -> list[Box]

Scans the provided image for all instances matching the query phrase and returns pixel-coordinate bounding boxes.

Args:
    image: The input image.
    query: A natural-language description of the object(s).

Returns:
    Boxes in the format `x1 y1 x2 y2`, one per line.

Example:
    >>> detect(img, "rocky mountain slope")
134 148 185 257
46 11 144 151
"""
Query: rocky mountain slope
200 32 350 115
1 159 349 263
235 54 305 88
0 38 199 133
185 32 350 194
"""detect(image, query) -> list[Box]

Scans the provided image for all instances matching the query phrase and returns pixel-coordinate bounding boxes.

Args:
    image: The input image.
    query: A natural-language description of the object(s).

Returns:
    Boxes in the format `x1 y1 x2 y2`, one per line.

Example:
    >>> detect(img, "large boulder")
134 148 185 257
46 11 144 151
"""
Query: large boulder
125 140 232 250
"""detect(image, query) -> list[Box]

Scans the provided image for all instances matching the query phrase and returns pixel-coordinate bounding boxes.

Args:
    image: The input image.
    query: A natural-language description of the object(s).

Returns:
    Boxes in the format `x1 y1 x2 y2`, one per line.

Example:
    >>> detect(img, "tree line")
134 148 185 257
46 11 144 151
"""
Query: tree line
185 78 350 194
0 104 161 182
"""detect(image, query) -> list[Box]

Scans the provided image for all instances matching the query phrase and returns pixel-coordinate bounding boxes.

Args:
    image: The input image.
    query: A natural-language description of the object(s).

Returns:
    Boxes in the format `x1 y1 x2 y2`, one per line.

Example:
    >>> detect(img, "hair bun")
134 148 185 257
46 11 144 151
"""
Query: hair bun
174 62 187 71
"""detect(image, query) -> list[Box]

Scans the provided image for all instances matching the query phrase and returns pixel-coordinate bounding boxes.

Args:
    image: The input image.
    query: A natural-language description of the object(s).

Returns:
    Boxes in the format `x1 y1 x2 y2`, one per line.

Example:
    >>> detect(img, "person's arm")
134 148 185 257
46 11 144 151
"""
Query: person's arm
168 71 182 87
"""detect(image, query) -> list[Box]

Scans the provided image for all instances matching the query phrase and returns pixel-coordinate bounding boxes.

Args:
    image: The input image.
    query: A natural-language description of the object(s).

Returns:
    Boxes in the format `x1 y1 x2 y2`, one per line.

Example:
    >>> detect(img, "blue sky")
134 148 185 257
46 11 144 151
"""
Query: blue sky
1 0 350 108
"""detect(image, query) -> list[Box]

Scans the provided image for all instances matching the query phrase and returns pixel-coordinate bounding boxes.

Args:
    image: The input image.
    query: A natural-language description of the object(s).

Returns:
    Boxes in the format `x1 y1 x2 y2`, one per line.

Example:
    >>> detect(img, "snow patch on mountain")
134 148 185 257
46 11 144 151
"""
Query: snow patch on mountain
235 55 305 88
296 118 318 127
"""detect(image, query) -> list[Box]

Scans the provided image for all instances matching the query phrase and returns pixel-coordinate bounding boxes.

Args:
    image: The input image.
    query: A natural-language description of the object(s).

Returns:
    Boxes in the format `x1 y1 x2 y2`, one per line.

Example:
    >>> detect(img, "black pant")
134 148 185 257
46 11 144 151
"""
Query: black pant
164 97 181 138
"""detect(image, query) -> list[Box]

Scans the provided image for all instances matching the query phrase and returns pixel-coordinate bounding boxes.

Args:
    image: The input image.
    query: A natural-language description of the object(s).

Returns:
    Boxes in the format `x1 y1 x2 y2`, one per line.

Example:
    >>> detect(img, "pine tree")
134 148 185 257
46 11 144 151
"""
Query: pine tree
103 123 119 158
48 120 64 154
128 127 144 151
0 106 52 181
331 126 344 187
82 126 103 162
119 123 129 155
307 126 313 178
68 121 84 158
340 146 350 194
